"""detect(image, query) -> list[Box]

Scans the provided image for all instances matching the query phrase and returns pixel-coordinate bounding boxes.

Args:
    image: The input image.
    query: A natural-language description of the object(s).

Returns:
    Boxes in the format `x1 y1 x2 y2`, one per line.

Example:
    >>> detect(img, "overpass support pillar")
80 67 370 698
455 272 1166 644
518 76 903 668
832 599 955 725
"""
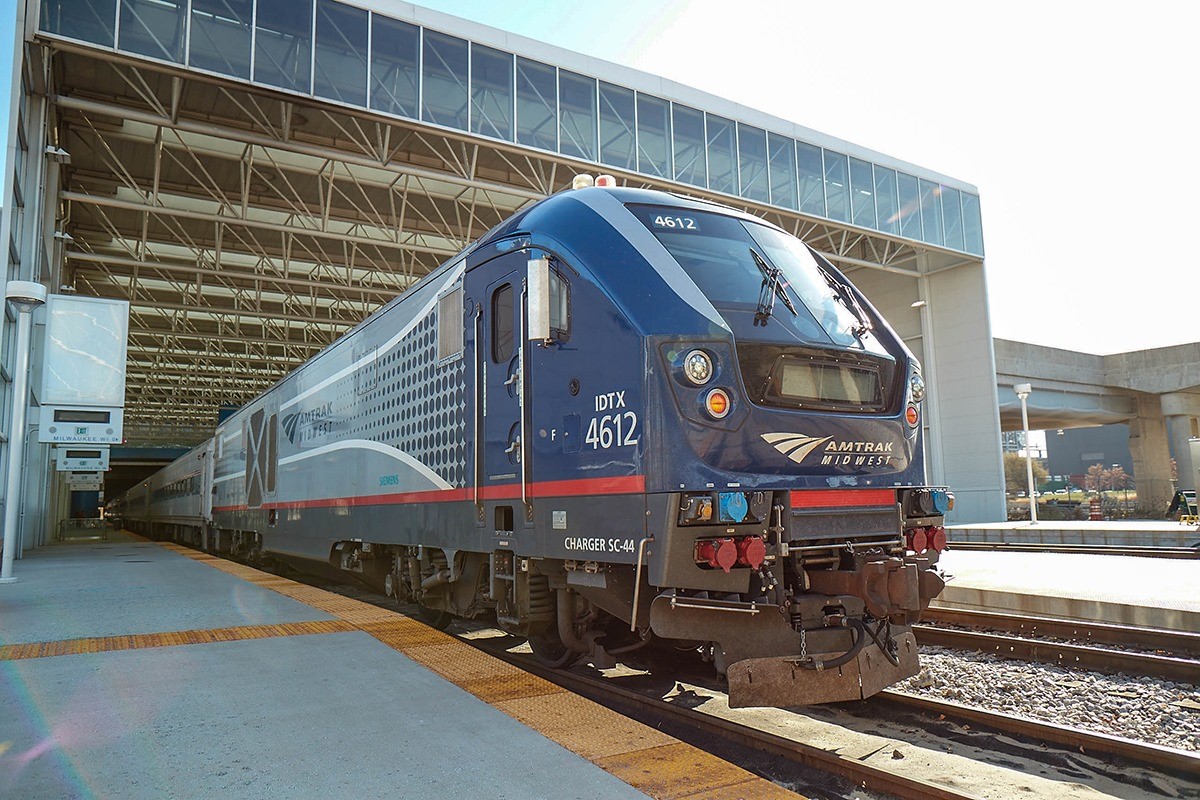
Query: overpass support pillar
1128 393 1174 512
1161 393 1200 492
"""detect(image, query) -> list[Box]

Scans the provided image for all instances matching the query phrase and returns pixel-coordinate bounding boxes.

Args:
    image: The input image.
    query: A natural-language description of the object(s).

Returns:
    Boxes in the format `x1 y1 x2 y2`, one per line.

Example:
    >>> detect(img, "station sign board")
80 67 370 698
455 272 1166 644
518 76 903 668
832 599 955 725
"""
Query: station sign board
64 471 103 491
40 406 124 444
55 446 110 472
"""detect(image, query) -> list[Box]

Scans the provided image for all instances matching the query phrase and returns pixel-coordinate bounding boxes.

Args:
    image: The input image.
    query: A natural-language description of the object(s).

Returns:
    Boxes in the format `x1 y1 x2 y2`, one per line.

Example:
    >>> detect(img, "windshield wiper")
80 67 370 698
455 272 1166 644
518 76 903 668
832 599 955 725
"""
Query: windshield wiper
750 248 797 327
818 264 873 337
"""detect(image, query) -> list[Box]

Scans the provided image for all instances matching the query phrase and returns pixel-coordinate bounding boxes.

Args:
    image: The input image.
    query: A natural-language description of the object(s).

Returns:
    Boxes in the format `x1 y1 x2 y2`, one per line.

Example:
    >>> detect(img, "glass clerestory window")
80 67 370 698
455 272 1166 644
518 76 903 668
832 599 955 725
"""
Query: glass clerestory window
36 0 988 257
738 124 768 203
672 104 705 187
636 94 670 179
314 0 368 107
767 133 797 210
471 44 513 141
705 115 736 195
41 0 117 47
255 0 313 94
190 0 252 79
422 29 469 130
119 0 185 63
516 57 556 151
559 70 597 161
599 82 635 172
370 15 419 118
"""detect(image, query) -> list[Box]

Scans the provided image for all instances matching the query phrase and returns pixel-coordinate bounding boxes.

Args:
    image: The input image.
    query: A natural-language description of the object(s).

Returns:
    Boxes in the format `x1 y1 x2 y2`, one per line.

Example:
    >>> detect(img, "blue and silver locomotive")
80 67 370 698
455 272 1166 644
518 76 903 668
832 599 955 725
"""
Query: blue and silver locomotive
117 180 950 707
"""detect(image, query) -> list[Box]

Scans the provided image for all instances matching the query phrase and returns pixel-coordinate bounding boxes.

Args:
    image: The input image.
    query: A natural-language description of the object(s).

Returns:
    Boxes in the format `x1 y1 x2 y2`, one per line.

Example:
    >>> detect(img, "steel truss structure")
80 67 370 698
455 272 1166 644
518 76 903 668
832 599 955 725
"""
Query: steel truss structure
32 40 975 446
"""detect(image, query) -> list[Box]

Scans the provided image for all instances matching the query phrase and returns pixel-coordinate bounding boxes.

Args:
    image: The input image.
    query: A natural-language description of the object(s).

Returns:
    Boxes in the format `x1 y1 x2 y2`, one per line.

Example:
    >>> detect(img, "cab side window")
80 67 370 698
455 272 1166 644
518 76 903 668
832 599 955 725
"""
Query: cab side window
492 283 514 362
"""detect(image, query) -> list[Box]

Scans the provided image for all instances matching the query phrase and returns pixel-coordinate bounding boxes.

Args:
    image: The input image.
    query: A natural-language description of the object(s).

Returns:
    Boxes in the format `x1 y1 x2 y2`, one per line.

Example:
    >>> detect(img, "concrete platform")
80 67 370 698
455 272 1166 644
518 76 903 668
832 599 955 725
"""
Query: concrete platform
934 549 1200 633
1 533 796 799
948 519 1200 548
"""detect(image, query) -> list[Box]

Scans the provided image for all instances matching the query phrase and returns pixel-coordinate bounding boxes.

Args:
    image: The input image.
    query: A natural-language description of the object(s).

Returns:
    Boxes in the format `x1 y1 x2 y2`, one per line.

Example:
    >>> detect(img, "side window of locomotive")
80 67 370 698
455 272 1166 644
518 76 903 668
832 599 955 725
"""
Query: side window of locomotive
548 267 570 340
492 283 514 363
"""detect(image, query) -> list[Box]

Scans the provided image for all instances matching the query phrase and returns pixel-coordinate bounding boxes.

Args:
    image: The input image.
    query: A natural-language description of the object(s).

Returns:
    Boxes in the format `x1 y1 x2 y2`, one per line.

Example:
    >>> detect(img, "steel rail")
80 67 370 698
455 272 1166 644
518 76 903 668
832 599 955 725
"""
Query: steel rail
947 540 1200 559
878 690 1200 778
912 625 1200 683
922 607 1200 658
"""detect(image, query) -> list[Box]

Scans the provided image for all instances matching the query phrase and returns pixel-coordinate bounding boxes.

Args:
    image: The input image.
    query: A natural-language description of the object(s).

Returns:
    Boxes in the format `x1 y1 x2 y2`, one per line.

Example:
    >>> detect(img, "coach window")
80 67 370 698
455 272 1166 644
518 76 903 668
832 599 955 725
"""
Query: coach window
492 283 514 363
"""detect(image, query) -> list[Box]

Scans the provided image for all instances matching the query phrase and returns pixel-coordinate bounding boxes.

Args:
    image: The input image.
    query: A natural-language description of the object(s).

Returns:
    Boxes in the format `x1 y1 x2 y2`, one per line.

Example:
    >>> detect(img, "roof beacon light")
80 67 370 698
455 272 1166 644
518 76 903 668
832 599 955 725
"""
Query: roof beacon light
594 174 617 187
572 174 594 190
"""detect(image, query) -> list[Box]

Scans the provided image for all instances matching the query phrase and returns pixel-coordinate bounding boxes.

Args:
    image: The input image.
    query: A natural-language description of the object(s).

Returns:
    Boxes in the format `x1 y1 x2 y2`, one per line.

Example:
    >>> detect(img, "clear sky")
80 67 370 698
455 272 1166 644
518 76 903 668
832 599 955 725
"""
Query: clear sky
2 1 1194 355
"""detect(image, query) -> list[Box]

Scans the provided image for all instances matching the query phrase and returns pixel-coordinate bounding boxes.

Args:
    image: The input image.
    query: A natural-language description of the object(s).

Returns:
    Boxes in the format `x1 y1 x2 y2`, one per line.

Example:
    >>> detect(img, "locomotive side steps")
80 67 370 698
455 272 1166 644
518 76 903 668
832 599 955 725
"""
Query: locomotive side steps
0 531 800 799
932 548 1200 633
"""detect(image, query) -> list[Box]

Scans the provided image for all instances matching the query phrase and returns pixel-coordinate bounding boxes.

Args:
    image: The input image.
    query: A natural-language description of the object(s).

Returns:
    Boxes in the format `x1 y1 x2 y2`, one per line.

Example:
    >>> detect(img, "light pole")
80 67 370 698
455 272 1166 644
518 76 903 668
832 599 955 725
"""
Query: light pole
1014 383 1037 524
1 281 48 584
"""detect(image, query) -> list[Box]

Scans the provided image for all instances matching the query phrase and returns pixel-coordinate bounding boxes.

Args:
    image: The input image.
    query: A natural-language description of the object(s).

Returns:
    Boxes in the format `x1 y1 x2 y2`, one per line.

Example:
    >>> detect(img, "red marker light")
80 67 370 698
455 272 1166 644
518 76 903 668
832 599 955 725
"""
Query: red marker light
906 405 920 426
594 174 617 187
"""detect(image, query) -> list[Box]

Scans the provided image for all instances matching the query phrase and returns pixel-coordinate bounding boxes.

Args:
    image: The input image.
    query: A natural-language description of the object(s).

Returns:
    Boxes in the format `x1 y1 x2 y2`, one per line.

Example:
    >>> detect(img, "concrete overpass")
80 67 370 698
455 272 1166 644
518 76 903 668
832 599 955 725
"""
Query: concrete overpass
995 339 1200 504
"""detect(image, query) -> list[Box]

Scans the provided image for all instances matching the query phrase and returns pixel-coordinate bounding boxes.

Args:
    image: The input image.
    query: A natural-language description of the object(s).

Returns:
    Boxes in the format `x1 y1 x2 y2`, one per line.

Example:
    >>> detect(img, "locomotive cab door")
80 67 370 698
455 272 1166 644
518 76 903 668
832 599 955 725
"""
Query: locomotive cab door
474 256 530 532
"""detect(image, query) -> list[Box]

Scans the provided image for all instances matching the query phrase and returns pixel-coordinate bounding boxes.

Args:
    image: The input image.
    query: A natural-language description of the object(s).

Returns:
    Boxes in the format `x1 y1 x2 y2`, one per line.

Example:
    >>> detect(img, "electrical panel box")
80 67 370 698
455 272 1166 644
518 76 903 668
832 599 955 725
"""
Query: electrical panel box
55 446 110 472
37 294 129 444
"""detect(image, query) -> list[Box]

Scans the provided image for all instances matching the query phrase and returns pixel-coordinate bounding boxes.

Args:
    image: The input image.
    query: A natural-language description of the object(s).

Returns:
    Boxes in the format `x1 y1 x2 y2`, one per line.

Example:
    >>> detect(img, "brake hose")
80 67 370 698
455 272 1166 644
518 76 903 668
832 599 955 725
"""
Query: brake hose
797 618 867 671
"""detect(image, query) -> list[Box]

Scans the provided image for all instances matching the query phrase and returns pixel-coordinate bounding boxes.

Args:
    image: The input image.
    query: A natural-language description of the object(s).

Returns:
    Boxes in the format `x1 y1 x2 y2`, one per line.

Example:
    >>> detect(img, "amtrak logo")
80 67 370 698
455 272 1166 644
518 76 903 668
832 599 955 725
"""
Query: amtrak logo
281 401 334 445
762 432 896 468
761 433 834 463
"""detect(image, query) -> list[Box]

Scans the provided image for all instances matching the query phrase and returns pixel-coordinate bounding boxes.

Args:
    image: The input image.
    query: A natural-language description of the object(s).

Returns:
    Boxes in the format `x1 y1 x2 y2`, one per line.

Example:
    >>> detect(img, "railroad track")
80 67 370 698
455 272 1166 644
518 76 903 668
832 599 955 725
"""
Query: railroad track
915 608 1200 683
947 540 1200 559
314 577 1199 799
473 637 985 800
469 636 1200 797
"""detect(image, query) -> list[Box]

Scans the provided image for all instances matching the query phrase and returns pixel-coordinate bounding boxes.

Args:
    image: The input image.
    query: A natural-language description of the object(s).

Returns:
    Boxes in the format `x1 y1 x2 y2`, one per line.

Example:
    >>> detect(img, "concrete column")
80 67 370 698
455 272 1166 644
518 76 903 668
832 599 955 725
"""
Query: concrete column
1161 393 1200 492
1128 393 1174 512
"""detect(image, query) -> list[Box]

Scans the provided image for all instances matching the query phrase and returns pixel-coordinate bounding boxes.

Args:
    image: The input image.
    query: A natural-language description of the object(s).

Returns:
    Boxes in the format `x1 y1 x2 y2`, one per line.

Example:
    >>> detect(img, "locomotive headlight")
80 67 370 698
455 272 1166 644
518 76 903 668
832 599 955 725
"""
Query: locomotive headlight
908 372 926 403
683 349 714 385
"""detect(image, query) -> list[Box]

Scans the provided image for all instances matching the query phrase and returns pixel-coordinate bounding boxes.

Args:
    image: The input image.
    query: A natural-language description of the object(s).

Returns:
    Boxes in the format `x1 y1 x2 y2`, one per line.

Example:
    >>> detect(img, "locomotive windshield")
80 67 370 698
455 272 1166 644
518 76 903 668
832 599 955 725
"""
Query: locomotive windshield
630 205 868 348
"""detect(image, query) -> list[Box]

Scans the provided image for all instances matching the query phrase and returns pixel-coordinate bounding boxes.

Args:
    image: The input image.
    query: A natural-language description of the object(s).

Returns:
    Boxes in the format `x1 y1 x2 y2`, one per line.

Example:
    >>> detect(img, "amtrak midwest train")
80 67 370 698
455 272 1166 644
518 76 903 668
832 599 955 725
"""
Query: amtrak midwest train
114 180 951 707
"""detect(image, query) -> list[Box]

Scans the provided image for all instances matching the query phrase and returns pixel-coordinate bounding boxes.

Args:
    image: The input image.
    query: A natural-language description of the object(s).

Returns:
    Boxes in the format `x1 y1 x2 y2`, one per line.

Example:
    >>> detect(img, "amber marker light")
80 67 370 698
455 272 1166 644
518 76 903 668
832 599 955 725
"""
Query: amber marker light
705 388 731 419
906 404 920 426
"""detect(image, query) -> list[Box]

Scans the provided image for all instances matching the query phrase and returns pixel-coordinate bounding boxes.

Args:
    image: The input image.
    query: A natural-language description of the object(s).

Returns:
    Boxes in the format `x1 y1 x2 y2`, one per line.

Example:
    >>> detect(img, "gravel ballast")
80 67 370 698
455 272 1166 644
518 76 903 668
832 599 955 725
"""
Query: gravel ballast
896 645 1200 752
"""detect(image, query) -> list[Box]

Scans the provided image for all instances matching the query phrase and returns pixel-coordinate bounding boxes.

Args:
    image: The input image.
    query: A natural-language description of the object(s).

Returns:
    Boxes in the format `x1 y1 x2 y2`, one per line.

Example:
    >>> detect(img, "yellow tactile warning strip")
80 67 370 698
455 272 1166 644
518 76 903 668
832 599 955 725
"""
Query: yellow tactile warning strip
0 620 355 661
156 541 804 799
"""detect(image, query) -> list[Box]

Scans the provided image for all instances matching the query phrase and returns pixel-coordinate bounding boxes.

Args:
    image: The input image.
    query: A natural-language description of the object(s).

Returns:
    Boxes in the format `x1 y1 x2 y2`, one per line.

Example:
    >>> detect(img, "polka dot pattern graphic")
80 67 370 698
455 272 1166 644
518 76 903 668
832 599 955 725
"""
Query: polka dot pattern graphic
345 311 467 487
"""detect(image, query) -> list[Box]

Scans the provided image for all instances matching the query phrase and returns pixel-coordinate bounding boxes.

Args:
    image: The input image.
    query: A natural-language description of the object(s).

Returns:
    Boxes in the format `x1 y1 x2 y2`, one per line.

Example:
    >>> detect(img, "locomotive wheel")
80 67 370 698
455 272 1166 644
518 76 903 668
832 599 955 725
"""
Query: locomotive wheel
416 604 453 631
528 629 573 668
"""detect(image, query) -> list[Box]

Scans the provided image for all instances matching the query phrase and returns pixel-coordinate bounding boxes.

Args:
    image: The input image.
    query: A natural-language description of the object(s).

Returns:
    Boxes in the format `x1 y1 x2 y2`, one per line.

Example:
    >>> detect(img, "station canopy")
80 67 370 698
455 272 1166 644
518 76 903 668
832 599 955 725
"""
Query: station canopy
31 0 982 446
